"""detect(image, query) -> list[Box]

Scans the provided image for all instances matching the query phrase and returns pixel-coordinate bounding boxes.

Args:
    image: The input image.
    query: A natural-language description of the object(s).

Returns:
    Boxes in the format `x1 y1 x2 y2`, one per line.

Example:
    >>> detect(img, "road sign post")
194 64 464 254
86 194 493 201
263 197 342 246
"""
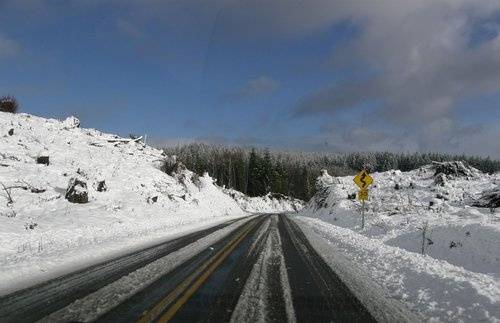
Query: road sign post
358 188 368 228
354 171 373 229
362 199 365 229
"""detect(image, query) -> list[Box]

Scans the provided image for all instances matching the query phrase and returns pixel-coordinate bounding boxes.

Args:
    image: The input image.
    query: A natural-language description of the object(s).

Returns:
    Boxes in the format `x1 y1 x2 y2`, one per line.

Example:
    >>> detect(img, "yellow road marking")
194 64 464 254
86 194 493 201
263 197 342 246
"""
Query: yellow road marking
137 219 258 323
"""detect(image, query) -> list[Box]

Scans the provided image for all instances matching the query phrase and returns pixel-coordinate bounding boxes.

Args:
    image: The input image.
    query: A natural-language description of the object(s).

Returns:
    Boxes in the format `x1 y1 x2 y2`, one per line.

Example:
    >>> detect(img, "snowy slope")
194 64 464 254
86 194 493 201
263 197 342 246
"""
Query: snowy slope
297 165 500 322
223 188 303 213
0 112 247 295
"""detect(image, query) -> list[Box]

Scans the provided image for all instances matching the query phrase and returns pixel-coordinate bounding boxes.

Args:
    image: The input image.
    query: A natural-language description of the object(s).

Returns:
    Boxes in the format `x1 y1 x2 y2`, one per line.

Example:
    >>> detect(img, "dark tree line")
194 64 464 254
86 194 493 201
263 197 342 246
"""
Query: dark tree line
163 143 500 201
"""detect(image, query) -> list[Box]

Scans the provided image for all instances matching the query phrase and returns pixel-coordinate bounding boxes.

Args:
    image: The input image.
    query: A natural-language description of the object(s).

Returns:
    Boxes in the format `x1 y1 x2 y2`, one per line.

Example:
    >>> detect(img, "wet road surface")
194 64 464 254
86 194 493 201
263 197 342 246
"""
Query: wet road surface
0 214 377 323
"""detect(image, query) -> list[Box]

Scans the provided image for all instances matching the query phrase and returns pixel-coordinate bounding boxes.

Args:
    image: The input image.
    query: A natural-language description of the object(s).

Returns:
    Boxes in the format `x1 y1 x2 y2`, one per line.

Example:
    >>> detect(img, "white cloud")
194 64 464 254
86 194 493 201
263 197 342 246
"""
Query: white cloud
116 18 144 39
296 1 500 118
226 76 280 101
126 0 499 156
0 34 20 58
240 76 279 96
277 0 500 156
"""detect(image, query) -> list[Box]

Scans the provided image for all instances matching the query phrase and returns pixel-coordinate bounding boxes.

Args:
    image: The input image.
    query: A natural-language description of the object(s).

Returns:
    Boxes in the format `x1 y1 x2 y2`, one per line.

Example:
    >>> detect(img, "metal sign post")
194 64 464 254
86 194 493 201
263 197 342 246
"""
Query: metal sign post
361 199 365 229
354 171 373 229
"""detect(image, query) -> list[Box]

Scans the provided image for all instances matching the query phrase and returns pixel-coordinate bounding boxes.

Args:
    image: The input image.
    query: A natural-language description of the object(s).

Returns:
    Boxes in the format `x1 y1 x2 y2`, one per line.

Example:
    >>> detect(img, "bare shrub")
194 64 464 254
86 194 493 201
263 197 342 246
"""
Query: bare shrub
24 221 38 230
0 95 19 113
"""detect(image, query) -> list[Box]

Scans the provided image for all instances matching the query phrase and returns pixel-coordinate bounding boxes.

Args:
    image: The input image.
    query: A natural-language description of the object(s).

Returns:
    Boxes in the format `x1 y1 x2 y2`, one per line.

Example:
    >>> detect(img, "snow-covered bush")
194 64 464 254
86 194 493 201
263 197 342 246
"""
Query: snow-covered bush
62 116 80 129
96 180 107 192
160 156 186 175
310 170 336 210
65 178 88 204
432 161 476 179
473 185 500 208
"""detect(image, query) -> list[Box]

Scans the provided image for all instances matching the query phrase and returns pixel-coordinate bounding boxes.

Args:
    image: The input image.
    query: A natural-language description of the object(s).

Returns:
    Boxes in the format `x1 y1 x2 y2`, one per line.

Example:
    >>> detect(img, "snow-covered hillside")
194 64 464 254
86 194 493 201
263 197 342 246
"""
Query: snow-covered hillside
296 163 500 322
0 112 250 294
223 188 303 213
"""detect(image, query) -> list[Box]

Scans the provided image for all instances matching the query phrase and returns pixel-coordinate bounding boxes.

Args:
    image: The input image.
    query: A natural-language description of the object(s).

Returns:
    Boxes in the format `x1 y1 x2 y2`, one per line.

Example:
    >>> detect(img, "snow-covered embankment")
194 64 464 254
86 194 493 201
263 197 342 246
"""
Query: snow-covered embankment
223 188 303 213
296 163 500 322
0 112 246 294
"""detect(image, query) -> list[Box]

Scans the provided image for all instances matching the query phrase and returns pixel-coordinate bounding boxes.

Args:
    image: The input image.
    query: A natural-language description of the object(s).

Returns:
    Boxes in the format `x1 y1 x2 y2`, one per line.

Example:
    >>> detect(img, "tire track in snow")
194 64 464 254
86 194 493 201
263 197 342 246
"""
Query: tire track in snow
231 215 295 323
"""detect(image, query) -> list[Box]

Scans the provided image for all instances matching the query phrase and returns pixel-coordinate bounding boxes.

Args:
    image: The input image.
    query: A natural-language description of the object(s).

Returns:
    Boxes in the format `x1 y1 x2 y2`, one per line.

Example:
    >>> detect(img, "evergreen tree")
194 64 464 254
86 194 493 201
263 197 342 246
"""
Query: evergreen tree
163 142 500 201
247 148 260 196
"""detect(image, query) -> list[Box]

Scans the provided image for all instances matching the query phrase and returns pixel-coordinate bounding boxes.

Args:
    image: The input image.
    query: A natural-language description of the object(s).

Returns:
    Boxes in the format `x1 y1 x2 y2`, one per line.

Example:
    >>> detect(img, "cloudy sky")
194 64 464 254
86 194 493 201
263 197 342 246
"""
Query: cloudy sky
1 0 500 157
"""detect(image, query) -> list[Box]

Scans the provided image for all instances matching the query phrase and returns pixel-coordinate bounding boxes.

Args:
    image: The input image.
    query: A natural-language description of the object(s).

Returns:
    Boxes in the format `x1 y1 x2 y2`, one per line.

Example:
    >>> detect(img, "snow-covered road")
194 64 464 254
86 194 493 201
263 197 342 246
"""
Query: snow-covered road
0 213 397 323
0 216 248 322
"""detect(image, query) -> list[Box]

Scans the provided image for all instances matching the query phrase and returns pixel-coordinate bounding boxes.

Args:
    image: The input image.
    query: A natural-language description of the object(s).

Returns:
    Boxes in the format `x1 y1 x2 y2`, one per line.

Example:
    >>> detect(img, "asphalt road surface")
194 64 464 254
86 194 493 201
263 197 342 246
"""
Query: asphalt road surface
0 214 377 323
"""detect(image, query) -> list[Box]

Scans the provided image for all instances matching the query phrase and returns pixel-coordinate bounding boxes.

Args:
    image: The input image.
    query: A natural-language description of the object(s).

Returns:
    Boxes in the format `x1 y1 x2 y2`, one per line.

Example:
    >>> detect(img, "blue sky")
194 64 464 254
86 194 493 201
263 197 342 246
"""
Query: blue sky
1 1 500 158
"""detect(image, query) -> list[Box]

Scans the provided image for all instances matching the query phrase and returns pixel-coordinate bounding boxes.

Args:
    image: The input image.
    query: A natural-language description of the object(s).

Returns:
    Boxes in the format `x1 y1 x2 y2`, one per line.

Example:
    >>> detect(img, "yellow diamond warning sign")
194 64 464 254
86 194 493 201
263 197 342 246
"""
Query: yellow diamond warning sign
354 170 373 190
358 188 369 201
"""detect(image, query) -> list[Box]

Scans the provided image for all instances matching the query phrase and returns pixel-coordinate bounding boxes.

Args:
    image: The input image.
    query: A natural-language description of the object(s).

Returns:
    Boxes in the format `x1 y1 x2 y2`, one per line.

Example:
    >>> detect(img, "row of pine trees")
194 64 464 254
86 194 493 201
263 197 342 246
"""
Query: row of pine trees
163 143 500 201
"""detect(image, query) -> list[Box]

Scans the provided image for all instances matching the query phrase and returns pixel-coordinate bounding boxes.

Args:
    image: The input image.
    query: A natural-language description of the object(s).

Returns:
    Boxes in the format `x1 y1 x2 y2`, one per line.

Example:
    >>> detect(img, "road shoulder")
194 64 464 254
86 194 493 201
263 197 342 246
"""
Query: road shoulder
292 215 424 323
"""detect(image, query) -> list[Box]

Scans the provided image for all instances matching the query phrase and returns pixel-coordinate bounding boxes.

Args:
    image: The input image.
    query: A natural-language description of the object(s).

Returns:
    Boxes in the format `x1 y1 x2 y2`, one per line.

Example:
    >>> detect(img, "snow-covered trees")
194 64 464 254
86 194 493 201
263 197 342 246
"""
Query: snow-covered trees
163 143 500 201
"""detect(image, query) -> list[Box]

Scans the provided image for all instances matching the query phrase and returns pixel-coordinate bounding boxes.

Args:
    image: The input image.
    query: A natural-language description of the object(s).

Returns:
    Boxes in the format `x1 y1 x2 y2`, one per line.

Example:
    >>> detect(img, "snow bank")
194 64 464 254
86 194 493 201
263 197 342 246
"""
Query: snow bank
474 185 500 209
0 112 246 294
223 188 303 213
297 164 500 321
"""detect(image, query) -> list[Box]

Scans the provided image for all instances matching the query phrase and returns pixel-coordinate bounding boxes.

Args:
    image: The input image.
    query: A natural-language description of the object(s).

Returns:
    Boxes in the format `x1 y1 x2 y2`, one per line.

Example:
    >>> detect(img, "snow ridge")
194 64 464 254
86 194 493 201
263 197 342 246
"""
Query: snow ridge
223 188 303 213
297 165 500 322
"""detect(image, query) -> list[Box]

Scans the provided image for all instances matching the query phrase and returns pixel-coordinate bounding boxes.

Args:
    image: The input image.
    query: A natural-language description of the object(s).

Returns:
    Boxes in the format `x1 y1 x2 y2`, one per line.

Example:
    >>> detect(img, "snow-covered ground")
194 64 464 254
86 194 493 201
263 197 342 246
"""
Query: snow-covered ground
223 188 303 213
0 112 256 295
296 164 500 322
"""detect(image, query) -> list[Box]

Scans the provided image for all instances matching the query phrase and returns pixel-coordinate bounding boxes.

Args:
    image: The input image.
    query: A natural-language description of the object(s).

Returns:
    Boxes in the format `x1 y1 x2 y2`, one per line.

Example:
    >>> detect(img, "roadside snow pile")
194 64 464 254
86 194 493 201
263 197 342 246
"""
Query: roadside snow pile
433 160 478 186
297 164 500 322
0 112 246 295
308 169 342 211
433 160 477 179
473 185 500 209
223 188 303 213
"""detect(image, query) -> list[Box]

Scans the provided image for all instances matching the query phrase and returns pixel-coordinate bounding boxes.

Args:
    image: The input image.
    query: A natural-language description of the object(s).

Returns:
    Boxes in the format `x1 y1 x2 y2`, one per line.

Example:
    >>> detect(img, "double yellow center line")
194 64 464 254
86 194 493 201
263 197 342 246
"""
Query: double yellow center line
137 218 260 323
